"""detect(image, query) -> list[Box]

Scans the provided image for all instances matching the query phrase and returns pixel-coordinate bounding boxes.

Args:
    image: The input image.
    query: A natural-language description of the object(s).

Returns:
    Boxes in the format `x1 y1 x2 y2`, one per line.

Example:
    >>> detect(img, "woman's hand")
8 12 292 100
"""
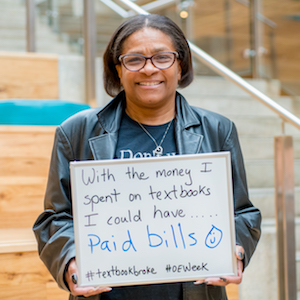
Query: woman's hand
194 245 244 286
65 258 112 297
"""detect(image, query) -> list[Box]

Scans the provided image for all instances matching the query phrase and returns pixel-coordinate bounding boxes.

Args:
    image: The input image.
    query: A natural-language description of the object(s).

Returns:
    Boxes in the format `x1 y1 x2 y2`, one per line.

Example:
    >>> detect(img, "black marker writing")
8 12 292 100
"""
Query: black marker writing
94 265 157 279
82 168 115 185
107 210 142 226
84 189 120 211
165 262 209 273
153 205 185 219
149 185 210 200
201 162 212 173
85 213 98 227
125 167 149 180
155 168 193 186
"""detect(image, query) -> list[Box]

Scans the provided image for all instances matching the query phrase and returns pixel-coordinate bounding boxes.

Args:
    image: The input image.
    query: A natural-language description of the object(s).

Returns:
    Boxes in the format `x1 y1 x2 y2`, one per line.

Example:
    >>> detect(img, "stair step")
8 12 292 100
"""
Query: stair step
245 159 300 188
250 187 300 219
187 95 294 117
0 28 71 39
0 16 26 27
229 115 300 137
0 29 26 39
180 76 281 97
239 136 300 160
240 219 300 298
262 218 300 251
0 0 73 55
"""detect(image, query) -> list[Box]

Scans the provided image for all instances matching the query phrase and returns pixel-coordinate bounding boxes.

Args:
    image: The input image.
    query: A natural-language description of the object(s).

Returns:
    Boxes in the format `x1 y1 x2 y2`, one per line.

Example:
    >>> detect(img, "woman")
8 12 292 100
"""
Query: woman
33 14 261 300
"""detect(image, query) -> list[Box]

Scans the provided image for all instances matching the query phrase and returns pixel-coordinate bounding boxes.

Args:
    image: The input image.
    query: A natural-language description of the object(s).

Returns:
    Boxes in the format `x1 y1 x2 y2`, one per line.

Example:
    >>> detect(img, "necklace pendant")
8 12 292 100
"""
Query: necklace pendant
154 146 163 157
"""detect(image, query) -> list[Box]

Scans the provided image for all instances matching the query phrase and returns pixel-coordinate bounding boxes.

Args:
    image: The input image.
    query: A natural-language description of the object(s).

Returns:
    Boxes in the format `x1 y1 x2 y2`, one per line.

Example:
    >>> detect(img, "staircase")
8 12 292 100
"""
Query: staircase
1 0 300 299
35 0 125 56
0 0 73 54
180 77 300 300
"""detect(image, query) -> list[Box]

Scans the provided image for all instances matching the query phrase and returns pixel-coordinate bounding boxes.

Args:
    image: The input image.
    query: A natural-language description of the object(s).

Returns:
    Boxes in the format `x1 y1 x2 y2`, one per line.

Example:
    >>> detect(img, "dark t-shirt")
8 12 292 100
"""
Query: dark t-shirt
115 113 177 159
110 113 182 299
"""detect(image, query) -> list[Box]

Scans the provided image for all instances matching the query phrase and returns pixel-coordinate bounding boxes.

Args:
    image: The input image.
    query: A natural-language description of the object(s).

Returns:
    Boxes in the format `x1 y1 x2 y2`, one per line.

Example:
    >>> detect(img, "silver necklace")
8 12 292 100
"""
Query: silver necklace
136 115 175 157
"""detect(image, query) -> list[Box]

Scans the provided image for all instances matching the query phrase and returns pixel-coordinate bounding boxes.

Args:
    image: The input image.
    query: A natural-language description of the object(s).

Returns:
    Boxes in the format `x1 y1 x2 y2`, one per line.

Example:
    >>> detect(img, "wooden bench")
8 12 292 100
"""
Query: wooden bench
0 52 59 100
0 125 68 300
0 229 68 300
0 126 55 229
0 95 91 299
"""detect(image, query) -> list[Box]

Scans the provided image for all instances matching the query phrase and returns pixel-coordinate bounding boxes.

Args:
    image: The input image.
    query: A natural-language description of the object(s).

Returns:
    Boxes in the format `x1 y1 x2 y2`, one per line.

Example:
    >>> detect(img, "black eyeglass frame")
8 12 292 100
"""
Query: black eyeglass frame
118 51 179 71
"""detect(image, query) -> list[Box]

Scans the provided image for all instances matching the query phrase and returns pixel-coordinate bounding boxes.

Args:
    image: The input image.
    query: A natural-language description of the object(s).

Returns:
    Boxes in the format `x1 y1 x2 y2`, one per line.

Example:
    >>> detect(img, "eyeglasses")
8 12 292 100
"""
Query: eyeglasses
119 51 179 72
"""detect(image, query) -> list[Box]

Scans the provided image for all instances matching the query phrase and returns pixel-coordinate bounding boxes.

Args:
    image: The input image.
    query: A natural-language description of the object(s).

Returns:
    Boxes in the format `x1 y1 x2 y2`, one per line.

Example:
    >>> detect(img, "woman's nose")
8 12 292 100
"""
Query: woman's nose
141 58 158 74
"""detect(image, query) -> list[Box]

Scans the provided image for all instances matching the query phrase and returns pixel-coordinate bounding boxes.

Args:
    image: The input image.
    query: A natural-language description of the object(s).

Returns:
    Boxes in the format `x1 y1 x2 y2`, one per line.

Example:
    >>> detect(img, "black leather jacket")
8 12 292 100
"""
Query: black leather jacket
33 91 261 300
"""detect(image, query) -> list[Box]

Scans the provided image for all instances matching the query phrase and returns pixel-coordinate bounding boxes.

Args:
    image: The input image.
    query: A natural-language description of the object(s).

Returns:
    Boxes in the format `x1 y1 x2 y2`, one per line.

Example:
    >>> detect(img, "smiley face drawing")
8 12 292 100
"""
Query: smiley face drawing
205 225 223 248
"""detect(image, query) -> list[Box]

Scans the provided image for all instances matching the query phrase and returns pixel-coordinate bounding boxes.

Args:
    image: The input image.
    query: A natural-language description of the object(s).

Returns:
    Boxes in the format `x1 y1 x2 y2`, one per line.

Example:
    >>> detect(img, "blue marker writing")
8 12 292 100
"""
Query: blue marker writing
205 225 223 248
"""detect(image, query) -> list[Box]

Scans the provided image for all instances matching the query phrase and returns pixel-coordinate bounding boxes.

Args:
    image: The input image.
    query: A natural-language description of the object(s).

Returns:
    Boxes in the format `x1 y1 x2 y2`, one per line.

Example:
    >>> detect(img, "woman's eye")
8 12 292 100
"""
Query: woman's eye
126 57 144 65
155 55 172 62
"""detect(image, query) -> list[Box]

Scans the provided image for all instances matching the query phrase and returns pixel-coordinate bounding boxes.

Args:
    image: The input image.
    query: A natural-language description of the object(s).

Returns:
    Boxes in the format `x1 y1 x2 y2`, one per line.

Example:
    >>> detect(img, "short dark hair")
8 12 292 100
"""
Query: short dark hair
103 14 194 97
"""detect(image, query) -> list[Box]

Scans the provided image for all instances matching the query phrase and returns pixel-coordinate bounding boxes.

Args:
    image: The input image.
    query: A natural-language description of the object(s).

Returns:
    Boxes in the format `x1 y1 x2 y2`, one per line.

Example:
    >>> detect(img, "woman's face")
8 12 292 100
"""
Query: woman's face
116 28 181 113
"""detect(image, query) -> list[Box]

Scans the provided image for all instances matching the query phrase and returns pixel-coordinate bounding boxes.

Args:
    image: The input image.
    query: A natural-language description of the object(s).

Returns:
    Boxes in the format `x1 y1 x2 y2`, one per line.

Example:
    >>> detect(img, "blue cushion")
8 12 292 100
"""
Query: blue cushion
0 100 91 125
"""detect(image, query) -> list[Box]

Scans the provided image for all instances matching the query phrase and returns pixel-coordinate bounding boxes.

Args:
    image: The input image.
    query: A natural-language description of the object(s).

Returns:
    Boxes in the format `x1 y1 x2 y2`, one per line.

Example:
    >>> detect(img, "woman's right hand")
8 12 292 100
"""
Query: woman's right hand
65 258 112 297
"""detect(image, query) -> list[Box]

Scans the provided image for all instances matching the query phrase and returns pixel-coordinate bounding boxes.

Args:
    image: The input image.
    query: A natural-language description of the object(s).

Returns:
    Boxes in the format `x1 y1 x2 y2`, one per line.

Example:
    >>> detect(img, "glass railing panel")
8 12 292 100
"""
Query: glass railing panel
179 0 252 77
260 0 300 96
94 1 125 57
0 0 27 52
23 0 300 99
36 0 83 55
33 0 253 78
36 0 126 56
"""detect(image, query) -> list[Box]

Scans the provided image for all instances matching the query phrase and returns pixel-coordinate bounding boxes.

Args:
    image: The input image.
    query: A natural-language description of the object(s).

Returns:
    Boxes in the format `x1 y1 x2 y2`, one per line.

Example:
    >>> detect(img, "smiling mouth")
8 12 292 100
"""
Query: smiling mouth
138 81 162 86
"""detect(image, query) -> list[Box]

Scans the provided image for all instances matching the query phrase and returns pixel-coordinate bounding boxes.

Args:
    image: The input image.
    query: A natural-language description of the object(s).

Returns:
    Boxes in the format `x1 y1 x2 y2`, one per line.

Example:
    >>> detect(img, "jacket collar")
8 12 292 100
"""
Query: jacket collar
89 91 203 159
174 92 203 154
96 91 125 134
175 91 201 129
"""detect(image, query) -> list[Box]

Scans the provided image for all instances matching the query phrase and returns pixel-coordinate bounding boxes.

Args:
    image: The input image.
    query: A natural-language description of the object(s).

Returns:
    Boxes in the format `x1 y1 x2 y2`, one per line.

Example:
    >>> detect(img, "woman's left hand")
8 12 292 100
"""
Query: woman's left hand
194 245 244 286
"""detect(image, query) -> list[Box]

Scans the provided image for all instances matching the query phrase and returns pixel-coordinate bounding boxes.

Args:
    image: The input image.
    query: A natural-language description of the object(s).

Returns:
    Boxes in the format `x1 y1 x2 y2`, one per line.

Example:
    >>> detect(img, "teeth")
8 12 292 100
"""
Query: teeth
139 82 160 86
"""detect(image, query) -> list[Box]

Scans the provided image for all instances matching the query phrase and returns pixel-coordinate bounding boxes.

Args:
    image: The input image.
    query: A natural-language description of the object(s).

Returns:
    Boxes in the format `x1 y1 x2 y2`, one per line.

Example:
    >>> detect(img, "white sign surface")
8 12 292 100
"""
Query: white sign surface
70 152 237 287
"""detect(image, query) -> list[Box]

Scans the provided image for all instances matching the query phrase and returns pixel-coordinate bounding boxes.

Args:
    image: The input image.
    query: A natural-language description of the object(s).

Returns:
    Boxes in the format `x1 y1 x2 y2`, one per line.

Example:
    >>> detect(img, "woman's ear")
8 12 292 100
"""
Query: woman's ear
116 64 122 84
177 61 182 81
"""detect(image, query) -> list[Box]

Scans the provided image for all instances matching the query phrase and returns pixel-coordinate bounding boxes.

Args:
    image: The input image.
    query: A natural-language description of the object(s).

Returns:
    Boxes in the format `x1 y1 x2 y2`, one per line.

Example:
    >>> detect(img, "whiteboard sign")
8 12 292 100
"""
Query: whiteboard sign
70 152 237 287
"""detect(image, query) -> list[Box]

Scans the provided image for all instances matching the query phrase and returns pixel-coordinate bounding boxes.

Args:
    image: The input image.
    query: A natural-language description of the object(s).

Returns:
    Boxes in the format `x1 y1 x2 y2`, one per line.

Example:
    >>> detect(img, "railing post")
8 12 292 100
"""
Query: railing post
26 0 36 52
83 0 97 106
224 0 233 68
274 135 297 300
249 0 260 78
50 0 60 33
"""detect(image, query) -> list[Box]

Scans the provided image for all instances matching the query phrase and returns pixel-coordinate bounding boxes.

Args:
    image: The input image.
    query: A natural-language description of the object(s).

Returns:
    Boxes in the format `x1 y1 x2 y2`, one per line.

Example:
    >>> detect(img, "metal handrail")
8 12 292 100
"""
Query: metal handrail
26 0 36 52
100 0 129 18
118 0 300 131
100 0 175 18
188 42 300 131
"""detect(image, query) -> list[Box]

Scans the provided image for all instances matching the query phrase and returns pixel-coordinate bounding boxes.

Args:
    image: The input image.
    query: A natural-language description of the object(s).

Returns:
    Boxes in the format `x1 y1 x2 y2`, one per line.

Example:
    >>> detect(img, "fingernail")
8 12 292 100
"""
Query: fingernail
71 273 77 284
238 252 245 260
194 280 204 285
104 287 112 292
